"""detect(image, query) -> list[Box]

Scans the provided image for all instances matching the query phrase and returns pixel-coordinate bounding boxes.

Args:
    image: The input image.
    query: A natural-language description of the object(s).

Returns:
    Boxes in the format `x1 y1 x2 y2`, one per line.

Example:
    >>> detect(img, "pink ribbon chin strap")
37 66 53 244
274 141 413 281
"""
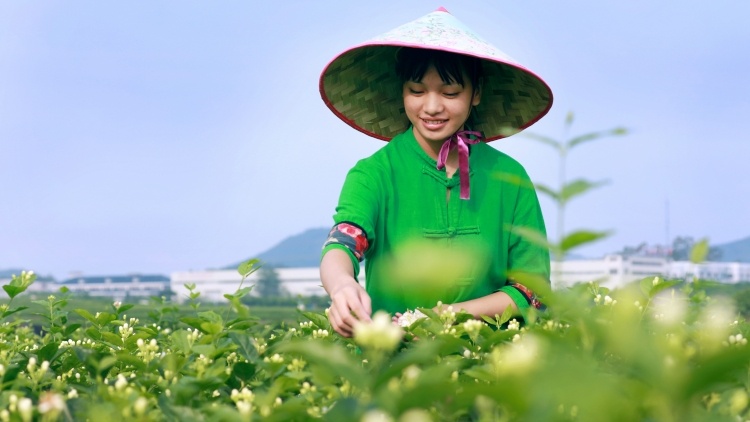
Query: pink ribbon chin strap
436 130 483 200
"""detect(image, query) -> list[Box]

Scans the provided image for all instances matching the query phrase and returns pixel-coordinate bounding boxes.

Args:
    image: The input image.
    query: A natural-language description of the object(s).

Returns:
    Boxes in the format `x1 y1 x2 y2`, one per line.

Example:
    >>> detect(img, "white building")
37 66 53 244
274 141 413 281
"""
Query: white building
58 274 171 301
668 261 750 284
551 255 669 288
6 256 748 302
170 267 367 303
552 255 750 288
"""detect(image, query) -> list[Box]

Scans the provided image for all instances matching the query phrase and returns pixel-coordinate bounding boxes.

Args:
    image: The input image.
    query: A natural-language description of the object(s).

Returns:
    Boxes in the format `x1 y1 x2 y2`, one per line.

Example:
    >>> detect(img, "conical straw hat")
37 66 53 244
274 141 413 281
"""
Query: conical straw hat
320 7 553 142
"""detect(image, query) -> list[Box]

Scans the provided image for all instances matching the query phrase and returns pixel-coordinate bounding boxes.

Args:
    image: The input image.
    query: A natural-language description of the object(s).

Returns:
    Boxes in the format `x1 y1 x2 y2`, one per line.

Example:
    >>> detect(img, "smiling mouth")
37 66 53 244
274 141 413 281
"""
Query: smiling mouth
421 118 447 125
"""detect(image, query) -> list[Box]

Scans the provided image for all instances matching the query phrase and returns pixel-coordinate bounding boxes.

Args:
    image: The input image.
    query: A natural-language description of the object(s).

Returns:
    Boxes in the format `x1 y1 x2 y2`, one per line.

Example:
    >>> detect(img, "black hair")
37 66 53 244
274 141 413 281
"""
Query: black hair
395 47 483 93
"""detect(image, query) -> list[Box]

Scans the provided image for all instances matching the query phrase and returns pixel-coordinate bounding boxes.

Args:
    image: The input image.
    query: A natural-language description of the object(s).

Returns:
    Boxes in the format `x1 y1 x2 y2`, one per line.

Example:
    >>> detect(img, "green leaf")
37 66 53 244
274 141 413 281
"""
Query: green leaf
226 318 257 332
225 286 254 301
650 279 681 298
85 327 102 340
94 355 118 378
639 277 654 297
497 304 514 325
519 131 563 151
238 258 261 278
192 344 217 356
235 286 253 298
170 330 192 355
197 311 224 325
37 342 59 362
509 226 553 251
565 110 575 126
493 172 536 190
373 339 451 390
225 299 253 322
116 304 135 315
534 182 560 203
2 306 28 318
560 230 611 253
95 312 117 326
481 315 499 327
690 238 710 263
0 363 22 383
566 127 627 150
559 179 608 204
232 362 256 382
63 323 81 337
228 332 258 361
275 339 368 390
180 317 205 332
100 332 123 347
200 322 223 335
298 310 330 330
115 352 147 371
682 347 750 398
2 285 24 299
124 332 151 350
74 309 98 325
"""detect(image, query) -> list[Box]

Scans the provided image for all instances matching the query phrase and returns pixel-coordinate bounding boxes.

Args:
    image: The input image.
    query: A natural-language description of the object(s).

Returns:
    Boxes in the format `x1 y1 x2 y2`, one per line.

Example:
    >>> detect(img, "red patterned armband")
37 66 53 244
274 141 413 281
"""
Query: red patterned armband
322 222 370 262
511 283 545 310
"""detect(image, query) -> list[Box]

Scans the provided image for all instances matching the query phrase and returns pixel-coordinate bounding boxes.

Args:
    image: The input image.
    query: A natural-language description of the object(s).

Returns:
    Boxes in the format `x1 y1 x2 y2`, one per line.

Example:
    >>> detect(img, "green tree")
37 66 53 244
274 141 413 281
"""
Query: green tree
518 112 627 285
671 236 722 261
255 266 284 298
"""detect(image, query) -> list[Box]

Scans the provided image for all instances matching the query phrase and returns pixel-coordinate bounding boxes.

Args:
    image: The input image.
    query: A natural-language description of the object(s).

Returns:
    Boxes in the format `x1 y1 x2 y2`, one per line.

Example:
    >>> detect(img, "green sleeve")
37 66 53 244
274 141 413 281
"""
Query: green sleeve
320 158 380 280
505 168 551 291
499 285 531 313
332 160 379 241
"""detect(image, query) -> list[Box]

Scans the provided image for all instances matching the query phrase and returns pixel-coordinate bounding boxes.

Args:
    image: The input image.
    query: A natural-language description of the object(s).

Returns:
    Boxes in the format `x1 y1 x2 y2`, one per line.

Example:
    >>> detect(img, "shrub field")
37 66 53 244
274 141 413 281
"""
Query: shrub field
1 267 750 421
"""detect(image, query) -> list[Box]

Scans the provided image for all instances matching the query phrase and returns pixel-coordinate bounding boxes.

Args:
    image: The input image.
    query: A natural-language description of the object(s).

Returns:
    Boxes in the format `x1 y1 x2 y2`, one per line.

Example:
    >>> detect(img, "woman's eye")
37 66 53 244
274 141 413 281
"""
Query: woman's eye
409 89 424 94
444 92 459 97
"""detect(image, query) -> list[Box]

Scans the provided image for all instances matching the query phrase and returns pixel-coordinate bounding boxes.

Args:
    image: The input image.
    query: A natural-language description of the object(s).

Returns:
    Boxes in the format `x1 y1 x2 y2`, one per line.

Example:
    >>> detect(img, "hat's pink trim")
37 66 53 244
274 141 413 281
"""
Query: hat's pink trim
319 41 554 142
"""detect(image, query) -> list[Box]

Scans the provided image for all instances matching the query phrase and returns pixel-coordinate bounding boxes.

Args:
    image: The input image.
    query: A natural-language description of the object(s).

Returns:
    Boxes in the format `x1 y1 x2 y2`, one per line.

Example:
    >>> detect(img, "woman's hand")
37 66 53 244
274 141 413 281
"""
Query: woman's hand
321 248 372 337
327 278 372 337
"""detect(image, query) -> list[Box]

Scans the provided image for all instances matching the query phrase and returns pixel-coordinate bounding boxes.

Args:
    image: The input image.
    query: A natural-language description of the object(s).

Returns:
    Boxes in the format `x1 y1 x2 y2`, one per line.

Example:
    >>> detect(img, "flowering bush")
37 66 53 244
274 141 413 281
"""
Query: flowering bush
1 268 750 421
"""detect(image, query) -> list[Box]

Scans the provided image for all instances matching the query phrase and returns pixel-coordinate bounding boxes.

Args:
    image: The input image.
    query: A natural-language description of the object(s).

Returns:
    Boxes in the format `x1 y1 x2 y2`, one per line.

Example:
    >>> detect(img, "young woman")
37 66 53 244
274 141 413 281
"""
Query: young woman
318 8 553 337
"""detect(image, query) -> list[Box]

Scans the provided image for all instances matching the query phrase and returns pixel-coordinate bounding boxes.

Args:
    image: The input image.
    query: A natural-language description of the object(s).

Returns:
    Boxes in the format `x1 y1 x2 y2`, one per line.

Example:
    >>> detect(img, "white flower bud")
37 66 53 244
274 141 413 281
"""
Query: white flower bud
115 374 128 391
133 397 148 416
17 398 32 422
353 311 403 352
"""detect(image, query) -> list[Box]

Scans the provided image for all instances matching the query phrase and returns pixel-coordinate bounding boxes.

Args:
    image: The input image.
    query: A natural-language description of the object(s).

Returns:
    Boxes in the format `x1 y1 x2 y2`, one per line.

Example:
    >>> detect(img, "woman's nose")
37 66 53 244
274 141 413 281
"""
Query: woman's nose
423 93 443 114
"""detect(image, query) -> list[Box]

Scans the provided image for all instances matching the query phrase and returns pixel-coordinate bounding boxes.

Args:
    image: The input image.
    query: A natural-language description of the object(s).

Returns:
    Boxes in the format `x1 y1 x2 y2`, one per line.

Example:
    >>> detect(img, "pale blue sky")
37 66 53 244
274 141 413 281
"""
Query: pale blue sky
2 1 748 279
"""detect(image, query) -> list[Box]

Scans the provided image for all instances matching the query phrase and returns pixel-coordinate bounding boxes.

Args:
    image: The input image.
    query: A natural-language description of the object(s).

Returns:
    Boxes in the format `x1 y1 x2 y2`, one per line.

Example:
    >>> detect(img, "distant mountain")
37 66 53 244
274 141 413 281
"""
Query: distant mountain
0 269 24 278
715 236 750 263
229 228 750 270
229 227 330 269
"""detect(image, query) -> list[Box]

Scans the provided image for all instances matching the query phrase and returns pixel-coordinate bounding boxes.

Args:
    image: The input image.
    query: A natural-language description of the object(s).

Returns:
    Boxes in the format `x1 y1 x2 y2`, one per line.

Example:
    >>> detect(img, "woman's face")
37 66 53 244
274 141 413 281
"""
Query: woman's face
403 64 481 148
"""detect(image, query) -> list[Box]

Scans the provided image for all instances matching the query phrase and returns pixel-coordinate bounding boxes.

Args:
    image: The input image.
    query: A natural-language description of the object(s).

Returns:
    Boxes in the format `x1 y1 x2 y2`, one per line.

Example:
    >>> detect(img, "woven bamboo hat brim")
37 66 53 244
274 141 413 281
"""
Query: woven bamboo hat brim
320 7 553 142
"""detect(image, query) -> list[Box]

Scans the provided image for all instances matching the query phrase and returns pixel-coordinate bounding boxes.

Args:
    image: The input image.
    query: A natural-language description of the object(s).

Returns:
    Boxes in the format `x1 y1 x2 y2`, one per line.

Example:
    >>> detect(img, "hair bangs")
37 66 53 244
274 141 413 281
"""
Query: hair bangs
395 47 482 89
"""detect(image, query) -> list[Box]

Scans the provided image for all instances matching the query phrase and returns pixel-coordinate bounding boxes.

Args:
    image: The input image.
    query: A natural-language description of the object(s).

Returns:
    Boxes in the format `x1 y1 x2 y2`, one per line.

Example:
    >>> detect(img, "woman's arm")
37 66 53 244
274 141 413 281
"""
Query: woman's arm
443 291 519 319
321 248 372 337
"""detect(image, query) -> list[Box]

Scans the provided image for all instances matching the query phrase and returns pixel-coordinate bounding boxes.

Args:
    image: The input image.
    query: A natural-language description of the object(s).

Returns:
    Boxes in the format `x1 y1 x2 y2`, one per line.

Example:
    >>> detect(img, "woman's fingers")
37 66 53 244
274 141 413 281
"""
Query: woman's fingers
327 283 374 337
329 305 354 337
359 290 373 317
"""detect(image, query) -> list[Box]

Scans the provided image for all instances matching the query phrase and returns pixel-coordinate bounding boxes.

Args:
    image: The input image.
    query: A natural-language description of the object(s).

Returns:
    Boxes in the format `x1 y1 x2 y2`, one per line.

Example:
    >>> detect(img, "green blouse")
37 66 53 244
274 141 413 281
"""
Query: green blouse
322 128 550 315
